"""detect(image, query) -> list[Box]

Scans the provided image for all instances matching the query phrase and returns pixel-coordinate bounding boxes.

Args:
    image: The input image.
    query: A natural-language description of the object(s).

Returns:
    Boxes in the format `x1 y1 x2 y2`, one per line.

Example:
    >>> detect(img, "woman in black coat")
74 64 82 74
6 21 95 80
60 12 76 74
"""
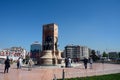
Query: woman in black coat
4 57 10 73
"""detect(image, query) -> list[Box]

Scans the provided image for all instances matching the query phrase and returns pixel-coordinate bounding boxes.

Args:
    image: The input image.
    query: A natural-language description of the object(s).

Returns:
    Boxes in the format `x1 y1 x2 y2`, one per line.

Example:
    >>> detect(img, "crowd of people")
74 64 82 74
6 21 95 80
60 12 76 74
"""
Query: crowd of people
3 56 94 74
4 56 34 73
65 57 72 68
65 57 93 69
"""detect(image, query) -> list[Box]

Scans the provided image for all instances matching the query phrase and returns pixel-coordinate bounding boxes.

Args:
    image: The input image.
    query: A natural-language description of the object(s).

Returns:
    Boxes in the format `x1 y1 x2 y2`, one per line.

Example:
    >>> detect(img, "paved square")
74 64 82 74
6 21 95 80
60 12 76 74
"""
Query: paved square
0 63 120 80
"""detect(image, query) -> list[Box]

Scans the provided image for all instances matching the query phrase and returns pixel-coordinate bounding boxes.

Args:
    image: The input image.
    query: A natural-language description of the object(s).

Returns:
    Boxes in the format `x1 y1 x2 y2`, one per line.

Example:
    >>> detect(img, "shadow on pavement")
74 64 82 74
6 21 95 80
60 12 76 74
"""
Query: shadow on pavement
0 71 4 74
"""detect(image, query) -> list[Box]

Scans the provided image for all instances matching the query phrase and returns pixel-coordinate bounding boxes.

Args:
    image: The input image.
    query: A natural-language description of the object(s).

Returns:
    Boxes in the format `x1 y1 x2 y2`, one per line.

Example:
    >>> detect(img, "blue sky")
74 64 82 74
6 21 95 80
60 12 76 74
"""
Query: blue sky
0 0 120 52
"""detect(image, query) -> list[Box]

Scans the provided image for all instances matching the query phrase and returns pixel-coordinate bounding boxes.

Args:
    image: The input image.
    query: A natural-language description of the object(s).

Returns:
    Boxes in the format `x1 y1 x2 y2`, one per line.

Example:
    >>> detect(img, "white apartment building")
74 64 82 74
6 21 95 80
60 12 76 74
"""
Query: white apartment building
64 45 90 62
0 47 27 61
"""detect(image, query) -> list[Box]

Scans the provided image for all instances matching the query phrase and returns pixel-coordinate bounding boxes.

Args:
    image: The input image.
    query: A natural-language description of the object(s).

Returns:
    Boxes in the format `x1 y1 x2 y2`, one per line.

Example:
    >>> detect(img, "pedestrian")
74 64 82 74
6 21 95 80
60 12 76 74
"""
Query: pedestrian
4 56 10 73
17 58 20 69
19 57 23 68
28 59 33 71
65 57 68 68
101 58 105 64
68 57 72 68
89 57 93 69
83 57 88 69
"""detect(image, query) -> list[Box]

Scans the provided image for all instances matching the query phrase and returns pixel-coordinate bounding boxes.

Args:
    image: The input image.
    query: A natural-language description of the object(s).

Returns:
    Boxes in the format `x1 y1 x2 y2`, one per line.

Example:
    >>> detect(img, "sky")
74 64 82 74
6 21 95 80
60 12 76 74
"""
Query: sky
0 0 120 52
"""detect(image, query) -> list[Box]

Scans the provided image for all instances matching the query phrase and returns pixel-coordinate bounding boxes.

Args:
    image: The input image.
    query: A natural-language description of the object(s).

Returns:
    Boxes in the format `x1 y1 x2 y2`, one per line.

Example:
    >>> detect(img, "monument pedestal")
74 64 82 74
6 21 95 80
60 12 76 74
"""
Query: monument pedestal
52 56 57 65
41 50 53 65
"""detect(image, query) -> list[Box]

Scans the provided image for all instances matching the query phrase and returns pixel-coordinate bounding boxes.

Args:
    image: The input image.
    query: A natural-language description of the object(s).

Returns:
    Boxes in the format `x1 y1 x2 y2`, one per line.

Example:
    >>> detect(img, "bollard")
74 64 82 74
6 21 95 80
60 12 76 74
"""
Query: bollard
62 69 65 80
53 74 57 80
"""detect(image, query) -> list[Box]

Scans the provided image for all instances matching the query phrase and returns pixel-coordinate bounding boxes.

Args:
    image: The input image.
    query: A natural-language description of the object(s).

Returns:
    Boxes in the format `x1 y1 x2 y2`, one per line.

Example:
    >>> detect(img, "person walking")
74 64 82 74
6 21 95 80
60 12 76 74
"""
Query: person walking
17 58 20 69
19 57 23 68
28 59 33 71
65 57 68 68
83 57 88 69
68 57 72 68
89 57 93 69
4 56 10 73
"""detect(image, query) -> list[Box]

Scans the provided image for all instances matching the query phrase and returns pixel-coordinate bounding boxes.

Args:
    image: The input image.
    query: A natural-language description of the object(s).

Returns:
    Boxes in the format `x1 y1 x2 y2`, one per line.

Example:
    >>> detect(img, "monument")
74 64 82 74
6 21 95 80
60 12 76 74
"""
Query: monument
40 23 61 65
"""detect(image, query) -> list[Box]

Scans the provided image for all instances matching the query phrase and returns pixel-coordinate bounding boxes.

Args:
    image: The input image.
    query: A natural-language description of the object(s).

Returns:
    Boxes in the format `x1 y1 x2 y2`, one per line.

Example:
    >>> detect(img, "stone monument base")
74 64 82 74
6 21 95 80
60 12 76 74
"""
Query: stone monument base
40 50 53 65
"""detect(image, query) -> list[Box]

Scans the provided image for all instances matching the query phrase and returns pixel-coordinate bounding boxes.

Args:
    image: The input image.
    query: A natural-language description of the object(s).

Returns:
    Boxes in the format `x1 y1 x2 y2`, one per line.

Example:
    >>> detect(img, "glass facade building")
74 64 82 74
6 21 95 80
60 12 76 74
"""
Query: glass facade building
30 41 42 64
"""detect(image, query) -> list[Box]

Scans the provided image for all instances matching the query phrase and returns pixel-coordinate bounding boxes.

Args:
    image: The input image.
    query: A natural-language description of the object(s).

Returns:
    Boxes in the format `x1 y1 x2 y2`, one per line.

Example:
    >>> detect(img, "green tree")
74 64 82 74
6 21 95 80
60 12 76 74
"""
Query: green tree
102 51 108 57
91 50 99 61
118 52 120 58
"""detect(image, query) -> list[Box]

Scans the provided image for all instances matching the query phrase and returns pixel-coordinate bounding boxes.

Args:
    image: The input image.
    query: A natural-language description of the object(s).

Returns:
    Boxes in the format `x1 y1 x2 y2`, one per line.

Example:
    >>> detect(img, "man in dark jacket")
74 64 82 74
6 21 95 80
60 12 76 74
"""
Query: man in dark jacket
83 57 88 69
4 57 10 73
65 57 68 67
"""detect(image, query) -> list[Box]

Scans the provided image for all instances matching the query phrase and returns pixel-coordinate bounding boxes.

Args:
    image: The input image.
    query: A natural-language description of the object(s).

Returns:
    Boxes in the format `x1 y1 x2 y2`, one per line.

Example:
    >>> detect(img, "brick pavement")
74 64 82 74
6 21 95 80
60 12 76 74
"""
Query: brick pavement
0 63 120 80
